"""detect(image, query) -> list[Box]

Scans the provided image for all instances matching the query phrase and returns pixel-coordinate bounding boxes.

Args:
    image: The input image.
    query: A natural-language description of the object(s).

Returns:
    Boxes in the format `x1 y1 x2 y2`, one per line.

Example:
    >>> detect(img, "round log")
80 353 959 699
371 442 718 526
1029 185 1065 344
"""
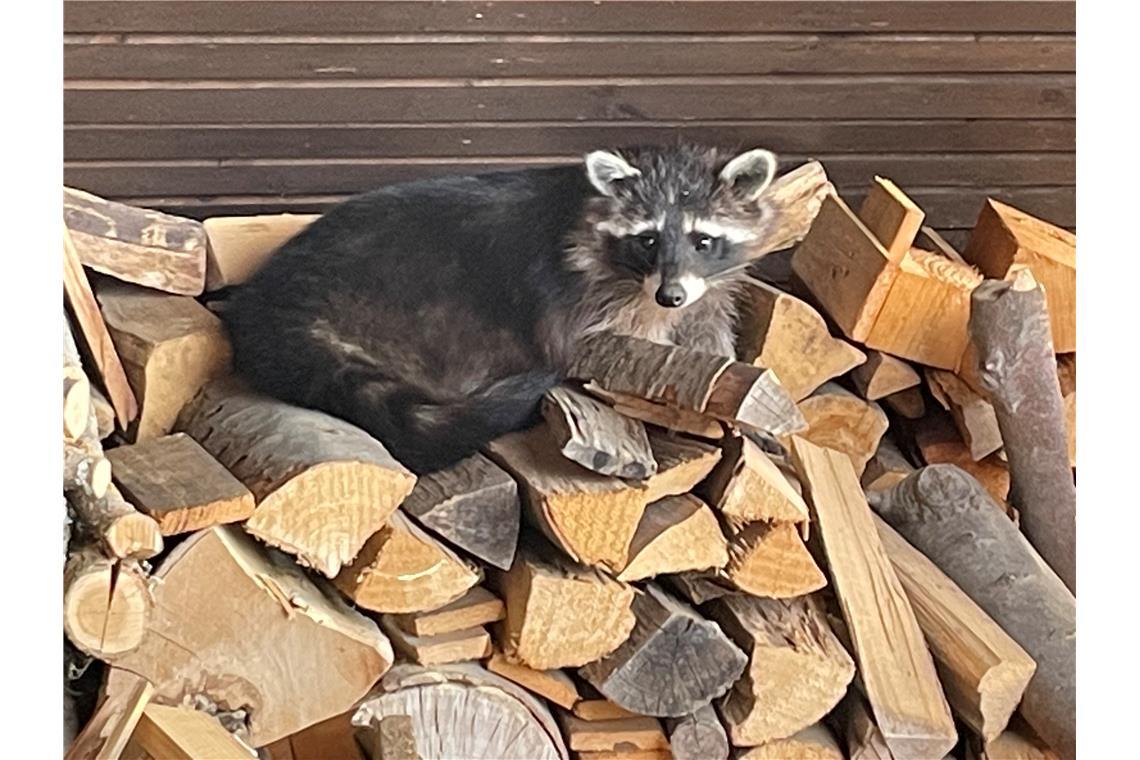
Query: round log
64 546 150 659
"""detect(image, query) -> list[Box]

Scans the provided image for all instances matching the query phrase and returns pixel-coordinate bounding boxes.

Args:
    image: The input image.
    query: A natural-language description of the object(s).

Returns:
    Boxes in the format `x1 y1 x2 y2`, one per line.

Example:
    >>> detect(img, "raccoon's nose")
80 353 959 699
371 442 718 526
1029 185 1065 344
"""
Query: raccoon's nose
655 283 687 308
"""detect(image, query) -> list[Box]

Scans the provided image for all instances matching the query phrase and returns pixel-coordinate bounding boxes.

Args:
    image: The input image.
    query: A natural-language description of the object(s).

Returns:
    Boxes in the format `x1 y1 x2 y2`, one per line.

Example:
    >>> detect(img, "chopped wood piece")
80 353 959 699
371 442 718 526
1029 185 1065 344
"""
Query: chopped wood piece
875 516 1036 741
916 415 1011 507
864 247 983 370
543 386 657 479
131 704 255 760
580 583 747 718
335 510 481 613
65 672 153 760
399 452 520 571
353 663 568 760
702 435 808 528
64 370 91 442
795 383 889 476
64 187 207 295
968 719 1060 760
870 465 1076 760
265 711 365 760
837 692 893 760
109 526 395 747
107 433 255 535
642 433 722 502
96 281 232 442
735 723 844 760
789 437 956 760
735 282 865 401
664 705 728 760
178 380 416 577
616 494 728 582
559 714 669 753
969 272 1076 591
1057 354 1076 468
927 369 1003 461
792 193 900 342
588 387 726 440
67 483 165 561
65 442 112 499
964 199 1075 353
486 426 649 571
850 350 921 401
663 571 734 606
861 437 915 492
487 651 581 710
752 161 834 258
90 386 116 440
723 521 826 599
857 176 926 260
575 751 669 760
203 213 319 290
573 700 640 722
389 586 504 637
64 547 150 660
706 594 853 747
362 715 420 760
498 543 636 670
570 334 805 436
379 618 491 666
64 231 138 426
881 386 926 419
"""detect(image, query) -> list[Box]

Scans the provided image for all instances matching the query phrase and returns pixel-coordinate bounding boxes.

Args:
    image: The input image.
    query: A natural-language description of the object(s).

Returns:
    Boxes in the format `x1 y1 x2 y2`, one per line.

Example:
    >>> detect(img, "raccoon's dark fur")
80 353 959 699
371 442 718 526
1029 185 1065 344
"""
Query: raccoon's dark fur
224 144 780 473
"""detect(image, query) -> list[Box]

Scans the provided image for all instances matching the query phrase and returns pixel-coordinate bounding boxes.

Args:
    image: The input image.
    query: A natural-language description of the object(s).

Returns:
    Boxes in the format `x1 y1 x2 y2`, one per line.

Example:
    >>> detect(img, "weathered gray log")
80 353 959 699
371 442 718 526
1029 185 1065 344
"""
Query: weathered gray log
869 465 1075 760
665 704 729 760
542 385 657 479
968 271 1075 592
580 583 747 717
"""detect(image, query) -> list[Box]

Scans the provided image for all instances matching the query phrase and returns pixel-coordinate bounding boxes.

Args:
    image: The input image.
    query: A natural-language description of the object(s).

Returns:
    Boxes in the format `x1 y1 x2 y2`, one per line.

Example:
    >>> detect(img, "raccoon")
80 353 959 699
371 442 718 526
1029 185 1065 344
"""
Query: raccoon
223 144 780 473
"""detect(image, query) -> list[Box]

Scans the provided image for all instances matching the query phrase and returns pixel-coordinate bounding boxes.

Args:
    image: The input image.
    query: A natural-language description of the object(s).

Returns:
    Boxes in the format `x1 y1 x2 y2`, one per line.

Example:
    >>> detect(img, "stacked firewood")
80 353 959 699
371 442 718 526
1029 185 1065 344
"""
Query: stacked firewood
62 163 1075 760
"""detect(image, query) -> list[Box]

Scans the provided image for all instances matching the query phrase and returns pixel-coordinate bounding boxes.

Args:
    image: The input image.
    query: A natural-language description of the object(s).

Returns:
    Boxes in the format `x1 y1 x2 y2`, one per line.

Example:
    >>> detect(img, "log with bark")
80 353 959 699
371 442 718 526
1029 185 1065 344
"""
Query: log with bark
63 545 151 661
379 617 492 666
542 385 657 479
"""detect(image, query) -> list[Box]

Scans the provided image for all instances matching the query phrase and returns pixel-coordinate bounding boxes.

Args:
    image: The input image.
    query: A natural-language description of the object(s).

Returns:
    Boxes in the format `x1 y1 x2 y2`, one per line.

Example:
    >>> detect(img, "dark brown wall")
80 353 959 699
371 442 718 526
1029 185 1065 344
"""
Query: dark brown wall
63 1 1075 241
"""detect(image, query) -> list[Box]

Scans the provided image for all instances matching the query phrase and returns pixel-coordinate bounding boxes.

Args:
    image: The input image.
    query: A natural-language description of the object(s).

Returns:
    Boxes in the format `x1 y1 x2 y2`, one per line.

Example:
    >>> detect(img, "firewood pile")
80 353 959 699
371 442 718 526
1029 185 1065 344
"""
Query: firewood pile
62 162 1075 760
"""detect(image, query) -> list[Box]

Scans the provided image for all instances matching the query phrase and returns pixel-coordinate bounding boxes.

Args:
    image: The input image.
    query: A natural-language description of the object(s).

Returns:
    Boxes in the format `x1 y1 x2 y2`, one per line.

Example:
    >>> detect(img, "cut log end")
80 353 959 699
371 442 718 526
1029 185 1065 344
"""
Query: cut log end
64 551 151 659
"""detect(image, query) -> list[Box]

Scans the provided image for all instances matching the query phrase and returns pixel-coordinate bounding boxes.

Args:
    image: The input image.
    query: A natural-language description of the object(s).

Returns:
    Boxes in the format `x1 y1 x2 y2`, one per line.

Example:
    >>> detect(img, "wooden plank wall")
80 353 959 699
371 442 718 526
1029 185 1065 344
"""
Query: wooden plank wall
63 0 1075 243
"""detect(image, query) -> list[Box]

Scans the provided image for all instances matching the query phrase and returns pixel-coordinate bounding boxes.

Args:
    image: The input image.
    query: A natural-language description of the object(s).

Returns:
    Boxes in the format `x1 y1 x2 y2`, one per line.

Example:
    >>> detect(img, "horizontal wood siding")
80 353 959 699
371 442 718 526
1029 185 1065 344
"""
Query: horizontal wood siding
63 0 1076 238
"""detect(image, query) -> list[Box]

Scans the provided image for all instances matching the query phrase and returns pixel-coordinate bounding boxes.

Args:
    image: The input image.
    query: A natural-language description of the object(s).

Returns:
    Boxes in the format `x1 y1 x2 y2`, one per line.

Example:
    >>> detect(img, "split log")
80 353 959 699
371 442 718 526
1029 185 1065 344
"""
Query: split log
264 711 364 760
352 663 569 760
836 692 893 760
64 231 138 426
875 516 1036 741
869 465 1076 760
701 434 808 528
789 437 956 759
67 484 164 561
967 718 1060 760
570 334 805 436
558 714 669 753
850 350 920 401
580 583 748 718
389 587 504 638
665 705 729 760
735 281 865 401
202 213 319 290
65 442 112 499
65 672 153 760
129 704 255 759
573 700 639 722
335 510 481 614
1057 354 1076 468
96 281 232 441
750 160 833 258
616 494 728 582
735 723 843 760
927 368 1002 461
858 176 926 260
722 520 826 599
795 383 889 476
486 426 649 571
705 594 853 747
969 271 1076 591
399 452 520 571
964 199 1075 352
588 387 725 440
663 571 734 606
861 437 915 492
486 651 581 710
642 433 722 501
64 187 207 296
496 543 635 670
89 386 116 440
881 386 926 419
542 385 657 479
107 433 255 535
178 380 416 577
916 415 1011 508
63 546 151 660
379 618 491 666
108 526 395 747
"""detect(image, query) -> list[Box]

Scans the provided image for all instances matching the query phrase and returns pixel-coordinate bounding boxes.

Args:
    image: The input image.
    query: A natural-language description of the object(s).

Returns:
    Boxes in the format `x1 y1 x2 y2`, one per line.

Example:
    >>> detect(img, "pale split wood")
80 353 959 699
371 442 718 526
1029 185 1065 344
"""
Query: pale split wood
557 714 669 753
131 704 256 760
486 650 582 710
575 751 670 760
789 437 956 759
67 483 165 561
916 413 1012 511
664 704 729 760
706 594 853 747
379 617 492 666
968 717 1061 760
89 386 116 440
203 213 319 290
735 723 844 760
65 442 112 499
927 368 1003 461
735 281 865 401
65 671 153 760
850 350 921 401
335 509 481 613
588 386 726 440
642 432 723 502
543 385 657 479
723 520 826 599
65 370 92 442
178 379 416 577
750 161 834 259
572 699 639 722
64 546 151 660
794 382 889 476
857 176 926 259
861 436 915 492
616 494 728 582
701 434 808 527
108 526 395 747
389 586 505 637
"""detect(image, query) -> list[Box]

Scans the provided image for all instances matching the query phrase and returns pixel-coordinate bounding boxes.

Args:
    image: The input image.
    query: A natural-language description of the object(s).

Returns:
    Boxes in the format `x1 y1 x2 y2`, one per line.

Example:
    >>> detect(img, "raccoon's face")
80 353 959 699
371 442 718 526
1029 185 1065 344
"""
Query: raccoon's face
581 145 778 309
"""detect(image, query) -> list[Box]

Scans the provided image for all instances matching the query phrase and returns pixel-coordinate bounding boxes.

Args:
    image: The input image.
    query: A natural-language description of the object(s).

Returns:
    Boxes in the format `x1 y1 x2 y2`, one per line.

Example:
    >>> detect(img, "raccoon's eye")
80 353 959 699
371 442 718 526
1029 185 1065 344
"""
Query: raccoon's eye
636 234 658 252
695 235 714 252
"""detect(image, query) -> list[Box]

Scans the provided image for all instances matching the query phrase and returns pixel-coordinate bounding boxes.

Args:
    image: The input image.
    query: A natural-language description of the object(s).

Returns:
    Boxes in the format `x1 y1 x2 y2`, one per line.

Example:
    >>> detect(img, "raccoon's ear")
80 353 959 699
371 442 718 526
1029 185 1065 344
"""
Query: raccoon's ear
719 148 778 202
585 150 641 197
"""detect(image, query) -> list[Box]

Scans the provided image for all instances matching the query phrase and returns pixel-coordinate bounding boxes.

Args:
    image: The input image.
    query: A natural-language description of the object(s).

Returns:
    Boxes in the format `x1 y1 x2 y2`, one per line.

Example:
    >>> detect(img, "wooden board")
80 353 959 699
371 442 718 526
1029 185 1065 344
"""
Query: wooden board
857 176 926 259
378 618 492 666
388 586 505 638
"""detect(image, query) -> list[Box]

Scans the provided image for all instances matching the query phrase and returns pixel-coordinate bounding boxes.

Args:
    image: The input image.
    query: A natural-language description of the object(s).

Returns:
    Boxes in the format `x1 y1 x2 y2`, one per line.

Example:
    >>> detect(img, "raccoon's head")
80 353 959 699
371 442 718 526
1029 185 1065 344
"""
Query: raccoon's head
576 144 778 309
